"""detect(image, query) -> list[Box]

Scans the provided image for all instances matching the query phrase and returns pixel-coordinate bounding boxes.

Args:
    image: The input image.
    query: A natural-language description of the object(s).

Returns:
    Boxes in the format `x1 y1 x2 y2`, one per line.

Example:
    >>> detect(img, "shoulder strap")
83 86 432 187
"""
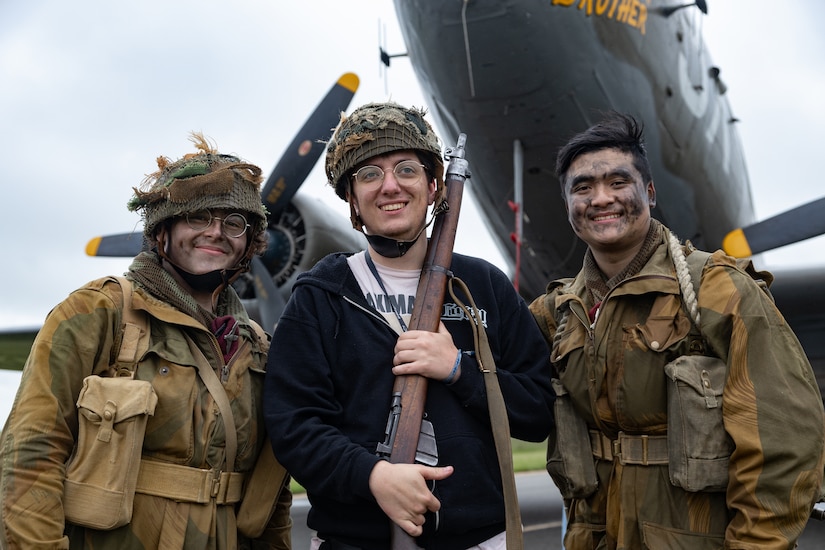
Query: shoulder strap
671 239 716 356
447 276 523 550
184 335 239 473
113 276 150 378
685 249 711 302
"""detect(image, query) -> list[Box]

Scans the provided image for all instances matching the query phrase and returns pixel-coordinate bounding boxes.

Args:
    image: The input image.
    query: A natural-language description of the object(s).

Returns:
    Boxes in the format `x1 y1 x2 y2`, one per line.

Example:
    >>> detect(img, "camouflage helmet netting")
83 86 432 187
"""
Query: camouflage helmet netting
128 133 268 242
325 102 445 201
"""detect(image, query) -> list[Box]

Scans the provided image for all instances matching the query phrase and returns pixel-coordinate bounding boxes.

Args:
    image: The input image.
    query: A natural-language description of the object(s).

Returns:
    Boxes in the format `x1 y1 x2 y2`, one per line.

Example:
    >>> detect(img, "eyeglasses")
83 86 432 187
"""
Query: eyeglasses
185 210 250 238
351 160 427 189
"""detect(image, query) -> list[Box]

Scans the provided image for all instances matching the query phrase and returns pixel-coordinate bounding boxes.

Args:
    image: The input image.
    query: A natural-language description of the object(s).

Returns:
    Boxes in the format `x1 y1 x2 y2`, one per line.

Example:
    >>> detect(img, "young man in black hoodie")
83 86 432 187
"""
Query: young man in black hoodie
264 102 554 549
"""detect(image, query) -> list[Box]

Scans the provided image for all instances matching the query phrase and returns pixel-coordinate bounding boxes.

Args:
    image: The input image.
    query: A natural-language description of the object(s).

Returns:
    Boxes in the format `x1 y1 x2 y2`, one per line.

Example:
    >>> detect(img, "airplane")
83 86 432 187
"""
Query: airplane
4 2 823 406
389 0 825 397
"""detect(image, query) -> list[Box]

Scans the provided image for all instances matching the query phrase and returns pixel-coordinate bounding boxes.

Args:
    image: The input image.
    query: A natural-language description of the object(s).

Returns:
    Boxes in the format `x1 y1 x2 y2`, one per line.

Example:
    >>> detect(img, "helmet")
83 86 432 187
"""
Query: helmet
325 102 444 209
128 132 268 262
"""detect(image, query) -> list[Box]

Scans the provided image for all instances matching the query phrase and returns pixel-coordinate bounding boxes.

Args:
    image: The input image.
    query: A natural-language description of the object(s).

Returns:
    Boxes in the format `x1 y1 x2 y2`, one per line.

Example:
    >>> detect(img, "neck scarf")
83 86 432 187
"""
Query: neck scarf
584 219 662 308
128 251 226 328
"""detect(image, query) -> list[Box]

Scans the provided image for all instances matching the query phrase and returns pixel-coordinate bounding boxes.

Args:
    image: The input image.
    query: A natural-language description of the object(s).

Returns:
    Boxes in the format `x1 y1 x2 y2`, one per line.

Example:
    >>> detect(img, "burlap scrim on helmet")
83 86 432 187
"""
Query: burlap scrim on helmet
127 133 268 242
324 102 444 203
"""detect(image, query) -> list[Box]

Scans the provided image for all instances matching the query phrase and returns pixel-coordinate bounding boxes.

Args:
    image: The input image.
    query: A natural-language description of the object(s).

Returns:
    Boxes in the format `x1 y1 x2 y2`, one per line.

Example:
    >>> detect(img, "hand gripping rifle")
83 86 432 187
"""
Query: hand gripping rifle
375 134 469 549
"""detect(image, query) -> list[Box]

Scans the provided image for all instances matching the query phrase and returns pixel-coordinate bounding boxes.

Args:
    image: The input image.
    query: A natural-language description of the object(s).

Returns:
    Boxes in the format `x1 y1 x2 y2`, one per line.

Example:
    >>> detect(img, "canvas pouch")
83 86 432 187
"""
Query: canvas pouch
63 375 158 529
546 378 598 499
664 354 732 492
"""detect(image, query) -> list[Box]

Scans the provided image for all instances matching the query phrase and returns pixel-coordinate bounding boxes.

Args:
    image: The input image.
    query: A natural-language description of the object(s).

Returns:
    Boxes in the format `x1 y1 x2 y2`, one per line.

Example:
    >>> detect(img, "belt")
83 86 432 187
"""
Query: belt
135 459 245 504
589 430 669 466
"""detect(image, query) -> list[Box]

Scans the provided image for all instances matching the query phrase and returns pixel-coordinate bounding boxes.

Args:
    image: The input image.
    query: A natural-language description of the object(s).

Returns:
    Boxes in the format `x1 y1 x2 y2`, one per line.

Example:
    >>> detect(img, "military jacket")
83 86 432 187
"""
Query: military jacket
529 231 825 550
0 276 290 550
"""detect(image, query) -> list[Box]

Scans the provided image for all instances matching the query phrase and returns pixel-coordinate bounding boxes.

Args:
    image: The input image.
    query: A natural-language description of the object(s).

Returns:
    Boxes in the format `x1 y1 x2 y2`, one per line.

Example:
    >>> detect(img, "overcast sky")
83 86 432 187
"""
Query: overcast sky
1 0 823 331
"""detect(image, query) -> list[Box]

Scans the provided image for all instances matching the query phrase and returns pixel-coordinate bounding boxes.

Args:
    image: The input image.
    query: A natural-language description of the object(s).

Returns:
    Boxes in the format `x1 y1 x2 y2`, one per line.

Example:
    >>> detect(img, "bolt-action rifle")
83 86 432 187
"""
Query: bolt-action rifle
374 134 469 549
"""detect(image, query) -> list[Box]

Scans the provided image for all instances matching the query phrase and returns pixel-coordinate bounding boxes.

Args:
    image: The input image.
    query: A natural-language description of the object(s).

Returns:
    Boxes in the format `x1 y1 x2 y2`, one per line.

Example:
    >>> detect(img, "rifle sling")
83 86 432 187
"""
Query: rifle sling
448 276 523 550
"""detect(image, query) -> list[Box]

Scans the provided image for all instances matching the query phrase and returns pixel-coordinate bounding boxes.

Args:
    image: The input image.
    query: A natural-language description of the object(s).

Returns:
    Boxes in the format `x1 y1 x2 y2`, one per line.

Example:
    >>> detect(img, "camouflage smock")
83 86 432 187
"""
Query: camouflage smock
529 228 825 550
0 275 291 550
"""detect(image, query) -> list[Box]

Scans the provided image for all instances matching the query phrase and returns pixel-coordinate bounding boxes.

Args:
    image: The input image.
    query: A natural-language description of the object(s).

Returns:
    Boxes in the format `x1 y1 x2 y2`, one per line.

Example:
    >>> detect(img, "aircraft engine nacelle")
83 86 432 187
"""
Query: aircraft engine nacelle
234 193 366 314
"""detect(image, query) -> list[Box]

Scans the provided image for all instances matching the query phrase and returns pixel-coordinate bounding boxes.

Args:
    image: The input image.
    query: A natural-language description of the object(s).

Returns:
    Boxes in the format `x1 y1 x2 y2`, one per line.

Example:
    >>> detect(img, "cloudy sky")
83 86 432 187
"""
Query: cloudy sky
1 0 823 331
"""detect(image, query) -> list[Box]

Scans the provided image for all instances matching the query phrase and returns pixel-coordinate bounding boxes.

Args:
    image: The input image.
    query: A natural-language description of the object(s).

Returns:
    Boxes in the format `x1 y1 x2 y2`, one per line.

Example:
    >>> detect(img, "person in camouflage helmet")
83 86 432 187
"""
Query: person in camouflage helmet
324 101 446 256
0 133 292 549
127 132 269 306
264 102 554 549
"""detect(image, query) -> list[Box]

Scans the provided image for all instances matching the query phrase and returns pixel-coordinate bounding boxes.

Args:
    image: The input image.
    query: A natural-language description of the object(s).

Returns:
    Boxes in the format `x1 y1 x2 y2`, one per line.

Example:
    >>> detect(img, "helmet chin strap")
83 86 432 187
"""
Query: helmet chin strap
169 263 238 293
365 218 432 259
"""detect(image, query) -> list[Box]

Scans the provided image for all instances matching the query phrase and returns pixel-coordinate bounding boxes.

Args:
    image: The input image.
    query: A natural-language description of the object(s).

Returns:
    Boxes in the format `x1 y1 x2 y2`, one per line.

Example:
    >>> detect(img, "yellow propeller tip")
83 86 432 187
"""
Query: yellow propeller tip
338 73 360 93
85 237 102 257
722 228 753 258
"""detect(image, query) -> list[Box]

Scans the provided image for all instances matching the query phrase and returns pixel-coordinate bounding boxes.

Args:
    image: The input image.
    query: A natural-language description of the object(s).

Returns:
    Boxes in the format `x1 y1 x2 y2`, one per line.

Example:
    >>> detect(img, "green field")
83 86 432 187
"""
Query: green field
0 331 35 371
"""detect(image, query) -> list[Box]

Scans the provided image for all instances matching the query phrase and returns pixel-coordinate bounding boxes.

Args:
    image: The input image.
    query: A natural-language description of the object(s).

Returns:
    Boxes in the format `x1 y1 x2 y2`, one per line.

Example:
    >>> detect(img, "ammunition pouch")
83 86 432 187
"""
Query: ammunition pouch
546 378 598 499
664 354 732 492
236 443 290 538
63 375 158 530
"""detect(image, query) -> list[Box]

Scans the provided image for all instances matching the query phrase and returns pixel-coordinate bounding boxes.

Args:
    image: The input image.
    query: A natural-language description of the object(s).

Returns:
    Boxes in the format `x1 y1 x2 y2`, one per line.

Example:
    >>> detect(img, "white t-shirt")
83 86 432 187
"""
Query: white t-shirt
347 251 419 334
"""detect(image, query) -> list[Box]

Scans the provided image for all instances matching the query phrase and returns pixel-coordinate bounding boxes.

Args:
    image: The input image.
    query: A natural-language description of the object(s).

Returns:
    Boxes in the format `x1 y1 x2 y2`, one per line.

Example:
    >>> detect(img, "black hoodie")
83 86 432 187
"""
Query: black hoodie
264 251 554 549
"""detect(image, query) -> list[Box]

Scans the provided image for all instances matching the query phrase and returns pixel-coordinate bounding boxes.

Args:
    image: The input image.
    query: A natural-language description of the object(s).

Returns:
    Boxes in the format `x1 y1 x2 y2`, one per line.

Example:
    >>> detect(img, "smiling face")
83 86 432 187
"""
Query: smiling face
563 148 656 256
347 150 437 242
162 208 249 276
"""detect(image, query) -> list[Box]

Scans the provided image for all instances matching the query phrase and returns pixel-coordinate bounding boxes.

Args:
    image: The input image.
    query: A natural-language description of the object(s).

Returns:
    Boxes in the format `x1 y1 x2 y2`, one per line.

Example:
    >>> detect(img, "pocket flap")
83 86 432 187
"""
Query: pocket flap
77 376 158 422
664 355 726 401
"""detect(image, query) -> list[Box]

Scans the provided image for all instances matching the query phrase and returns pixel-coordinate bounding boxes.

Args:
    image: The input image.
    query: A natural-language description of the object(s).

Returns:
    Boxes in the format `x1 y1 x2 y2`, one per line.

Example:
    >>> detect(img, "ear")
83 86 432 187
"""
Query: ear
647 181 657 208
427 177 437 205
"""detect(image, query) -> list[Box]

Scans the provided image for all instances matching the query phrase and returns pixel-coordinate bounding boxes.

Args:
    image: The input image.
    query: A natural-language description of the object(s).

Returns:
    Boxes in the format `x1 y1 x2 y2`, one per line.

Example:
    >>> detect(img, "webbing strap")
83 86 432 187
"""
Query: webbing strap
135 459 245 504
113 276 149 377
184 336 239 473
589 430 669 465
448 276 523 550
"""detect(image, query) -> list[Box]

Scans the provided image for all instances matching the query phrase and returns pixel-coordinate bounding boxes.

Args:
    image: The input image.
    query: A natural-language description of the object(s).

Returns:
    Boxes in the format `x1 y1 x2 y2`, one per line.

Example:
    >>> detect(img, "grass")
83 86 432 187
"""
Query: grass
0 331 35 371
289 439 547 494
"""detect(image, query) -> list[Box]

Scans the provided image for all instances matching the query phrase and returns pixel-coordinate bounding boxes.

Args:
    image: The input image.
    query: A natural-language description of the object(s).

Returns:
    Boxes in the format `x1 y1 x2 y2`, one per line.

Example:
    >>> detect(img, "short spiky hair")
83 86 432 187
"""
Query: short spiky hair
555 112 652 192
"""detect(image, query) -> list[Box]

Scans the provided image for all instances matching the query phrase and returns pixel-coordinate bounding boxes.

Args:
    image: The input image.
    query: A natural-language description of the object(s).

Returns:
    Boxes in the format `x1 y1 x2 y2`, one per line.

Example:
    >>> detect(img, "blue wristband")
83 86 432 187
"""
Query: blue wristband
443 349 461 384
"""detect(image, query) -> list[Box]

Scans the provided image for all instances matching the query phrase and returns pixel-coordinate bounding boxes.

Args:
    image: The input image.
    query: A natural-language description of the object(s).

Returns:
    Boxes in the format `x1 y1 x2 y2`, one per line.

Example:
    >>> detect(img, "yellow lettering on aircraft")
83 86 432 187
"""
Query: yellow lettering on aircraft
552 0 649 35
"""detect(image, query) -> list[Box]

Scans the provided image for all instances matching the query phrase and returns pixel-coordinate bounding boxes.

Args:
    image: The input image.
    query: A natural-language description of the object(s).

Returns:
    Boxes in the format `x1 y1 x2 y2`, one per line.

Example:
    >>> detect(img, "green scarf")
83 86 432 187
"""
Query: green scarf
126 251 247 328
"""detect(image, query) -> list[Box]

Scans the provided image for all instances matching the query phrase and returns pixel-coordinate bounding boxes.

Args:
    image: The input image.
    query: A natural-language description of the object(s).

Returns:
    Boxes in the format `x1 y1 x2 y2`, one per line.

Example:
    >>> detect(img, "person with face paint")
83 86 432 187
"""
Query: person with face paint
263 102 555 550
529 112 825 549
0 133 292 549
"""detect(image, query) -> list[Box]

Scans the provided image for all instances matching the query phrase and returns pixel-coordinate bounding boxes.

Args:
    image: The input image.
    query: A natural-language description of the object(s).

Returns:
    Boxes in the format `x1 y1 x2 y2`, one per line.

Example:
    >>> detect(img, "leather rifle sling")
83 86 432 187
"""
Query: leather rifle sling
448 276 523 550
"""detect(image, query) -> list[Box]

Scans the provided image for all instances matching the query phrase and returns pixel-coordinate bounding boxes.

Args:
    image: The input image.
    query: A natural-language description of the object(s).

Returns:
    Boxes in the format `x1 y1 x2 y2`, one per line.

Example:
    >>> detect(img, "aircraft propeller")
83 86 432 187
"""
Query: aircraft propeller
723 197 825 258
86 72 358 258
84 73 360 325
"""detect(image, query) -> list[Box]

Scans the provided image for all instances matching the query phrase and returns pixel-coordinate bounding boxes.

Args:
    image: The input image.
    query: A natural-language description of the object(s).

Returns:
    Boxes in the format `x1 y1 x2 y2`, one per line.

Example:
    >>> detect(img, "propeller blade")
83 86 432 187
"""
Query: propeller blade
260 72 360 215
723 197 825 257
86 233 146 257
250 256 285 333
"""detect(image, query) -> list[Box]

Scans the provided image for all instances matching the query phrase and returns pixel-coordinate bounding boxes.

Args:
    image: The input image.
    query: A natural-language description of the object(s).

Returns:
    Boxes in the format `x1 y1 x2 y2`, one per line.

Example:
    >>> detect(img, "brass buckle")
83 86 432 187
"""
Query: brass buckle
210 471 222 499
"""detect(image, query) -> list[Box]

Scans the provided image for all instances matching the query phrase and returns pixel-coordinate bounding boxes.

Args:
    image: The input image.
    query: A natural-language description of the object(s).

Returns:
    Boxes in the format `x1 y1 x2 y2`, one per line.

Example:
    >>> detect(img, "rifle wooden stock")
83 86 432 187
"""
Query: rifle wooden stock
388 135 468 549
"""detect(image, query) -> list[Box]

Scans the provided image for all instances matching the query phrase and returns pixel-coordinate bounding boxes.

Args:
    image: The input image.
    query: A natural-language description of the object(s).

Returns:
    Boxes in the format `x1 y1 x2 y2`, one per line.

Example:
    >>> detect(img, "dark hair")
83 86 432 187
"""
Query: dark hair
555 112 652 191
